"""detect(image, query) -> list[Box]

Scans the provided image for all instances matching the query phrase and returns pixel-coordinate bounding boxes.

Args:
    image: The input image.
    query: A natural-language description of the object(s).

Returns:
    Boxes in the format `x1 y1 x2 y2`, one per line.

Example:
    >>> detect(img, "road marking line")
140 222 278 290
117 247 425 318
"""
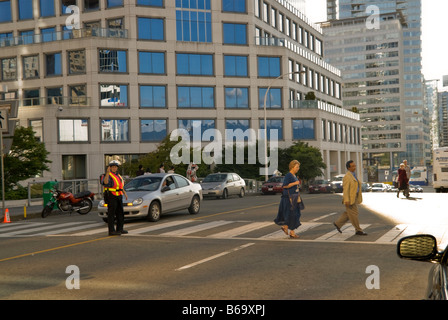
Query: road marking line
311 212 338 222
72 222 147 236
208 221 272 238
375 224 407 243
192 202 278 220
260 222 324 239
161 220 234 236
175 243 255 271
0 222 86 237
40 222 105 236
315 224 371 241
128 220 193 235
0 222 48 231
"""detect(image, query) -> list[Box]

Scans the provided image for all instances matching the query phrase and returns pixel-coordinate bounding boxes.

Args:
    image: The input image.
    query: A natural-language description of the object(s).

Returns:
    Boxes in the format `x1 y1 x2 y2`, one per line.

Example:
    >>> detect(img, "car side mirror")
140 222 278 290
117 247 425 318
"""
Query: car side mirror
227 179 232 183
161 186 170 192
397 234 438 261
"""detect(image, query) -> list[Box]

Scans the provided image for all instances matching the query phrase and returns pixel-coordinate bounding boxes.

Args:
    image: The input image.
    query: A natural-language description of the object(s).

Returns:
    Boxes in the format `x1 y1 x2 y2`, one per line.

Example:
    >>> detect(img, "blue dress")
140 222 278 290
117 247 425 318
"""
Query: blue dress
274 172 302 230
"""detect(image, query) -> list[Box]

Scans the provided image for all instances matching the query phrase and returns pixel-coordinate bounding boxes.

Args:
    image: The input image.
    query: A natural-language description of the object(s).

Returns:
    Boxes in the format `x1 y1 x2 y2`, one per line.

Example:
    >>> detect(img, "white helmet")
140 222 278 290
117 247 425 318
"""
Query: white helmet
108 160 121 167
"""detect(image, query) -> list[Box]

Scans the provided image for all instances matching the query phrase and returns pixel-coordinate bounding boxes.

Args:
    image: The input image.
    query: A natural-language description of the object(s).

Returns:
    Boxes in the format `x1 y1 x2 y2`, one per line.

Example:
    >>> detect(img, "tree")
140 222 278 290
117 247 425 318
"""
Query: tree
3 126 51 192
304 91 316 100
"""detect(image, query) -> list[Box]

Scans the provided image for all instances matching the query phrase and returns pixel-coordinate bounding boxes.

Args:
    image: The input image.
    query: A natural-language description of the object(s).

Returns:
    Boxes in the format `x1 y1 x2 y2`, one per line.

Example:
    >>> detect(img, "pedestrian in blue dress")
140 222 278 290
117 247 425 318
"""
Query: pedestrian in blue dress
274 160 302 239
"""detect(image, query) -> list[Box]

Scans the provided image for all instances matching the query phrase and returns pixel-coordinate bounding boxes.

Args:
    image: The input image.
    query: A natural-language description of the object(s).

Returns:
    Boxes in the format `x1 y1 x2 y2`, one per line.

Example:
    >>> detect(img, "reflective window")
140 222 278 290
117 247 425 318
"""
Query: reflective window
223 55 247 77
47 87 62 104
223 23 247 44
62 155 86 179
176 53 213 75
18 0 33 20
137 17 164 41
177 119 215 141
68 50 86 74
99 49 127 73
61 0 76 14
45 52 62 76
259 119 283 140
41 27 56 42
107 0 123 7
0 1 12 22
20 30 34 45
176 0 212 43
141 119 167 141
177 86 214 108
258 56 280 77
222 0 246 12
69 84 87 105
40 0 55 17
1 57 17 81
59 119 89 142
100 84 128 107
292 119 315 140
258 88 281 109
84 0 99 10
23 89 40 106
140 85 166 108
101 119 129 142
137 0 163 6
138 51 165 74
225 119 250 132
23 55 39 79
225 87 249 109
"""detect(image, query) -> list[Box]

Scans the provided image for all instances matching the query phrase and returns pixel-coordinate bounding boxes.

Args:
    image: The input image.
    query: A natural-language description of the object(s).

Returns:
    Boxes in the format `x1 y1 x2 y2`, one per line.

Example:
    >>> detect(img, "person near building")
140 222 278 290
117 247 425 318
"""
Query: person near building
102 160 128 236
396 163 409 198
186 162 198 182
136 164 144 176
403 159 411 197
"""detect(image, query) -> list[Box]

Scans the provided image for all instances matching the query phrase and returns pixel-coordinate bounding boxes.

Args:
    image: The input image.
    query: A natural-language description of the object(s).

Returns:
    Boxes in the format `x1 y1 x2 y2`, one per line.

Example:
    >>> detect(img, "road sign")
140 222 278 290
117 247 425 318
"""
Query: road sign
0 107 9 132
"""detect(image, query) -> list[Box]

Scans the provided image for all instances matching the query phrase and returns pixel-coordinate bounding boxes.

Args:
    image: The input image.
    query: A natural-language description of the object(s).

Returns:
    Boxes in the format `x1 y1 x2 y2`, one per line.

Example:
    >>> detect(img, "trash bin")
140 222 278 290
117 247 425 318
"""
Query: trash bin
43 181 59 209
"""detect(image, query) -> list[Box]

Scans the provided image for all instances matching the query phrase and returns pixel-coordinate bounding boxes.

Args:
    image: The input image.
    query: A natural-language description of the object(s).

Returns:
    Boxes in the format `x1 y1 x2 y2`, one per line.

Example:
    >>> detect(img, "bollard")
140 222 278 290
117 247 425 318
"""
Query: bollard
24 205 27 219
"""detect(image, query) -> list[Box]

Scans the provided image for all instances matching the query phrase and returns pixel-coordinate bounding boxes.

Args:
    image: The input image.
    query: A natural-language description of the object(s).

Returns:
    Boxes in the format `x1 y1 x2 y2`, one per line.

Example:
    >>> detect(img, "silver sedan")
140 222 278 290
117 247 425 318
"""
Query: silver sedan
201 173 246 199
98 173 202 222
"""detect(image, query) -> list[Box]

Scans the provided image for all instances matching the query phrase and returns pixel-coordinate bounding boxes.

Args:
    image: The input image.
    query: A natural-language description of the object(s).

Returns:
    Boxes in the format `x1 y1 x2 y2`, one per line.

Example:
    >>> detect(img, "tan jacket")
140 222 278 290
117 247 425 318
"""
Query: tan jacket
342 172 363 205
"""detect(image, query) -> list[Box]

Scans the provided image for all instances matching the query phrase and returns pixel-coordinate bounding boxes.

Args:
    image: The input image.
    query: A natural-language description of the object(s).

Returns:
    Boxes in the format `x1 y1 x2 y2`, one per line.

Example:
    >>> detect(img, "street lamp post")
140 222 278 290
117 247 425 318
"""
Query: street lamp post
262 70 305 182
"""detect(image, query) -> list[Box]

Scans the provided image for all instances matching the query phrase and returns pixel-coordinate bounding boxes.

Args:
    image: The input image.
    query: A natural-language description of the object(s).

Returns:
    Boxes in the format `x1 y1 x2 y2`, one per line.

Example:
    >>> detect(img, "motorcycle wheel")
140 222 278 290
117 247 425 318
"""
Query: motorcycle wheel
42 205 53 218
78 198 93 215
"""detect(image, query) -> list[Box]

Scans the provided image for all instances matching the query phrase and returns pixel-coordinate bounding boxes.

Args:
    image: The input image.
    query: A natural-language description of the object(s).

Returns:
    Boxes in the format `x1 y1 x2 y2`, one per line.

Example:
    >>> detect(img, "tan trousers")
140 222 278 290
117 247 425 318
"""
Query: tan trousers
335 201 363 232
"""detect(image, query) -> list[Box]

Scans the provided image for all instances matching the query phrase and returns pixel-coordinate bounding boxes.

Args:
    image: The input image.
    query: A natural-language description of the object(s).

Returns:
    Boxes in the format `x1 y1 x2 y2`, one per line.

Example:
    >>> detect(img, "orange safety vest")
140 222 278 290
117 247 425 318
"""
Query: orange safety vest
104 172 124 196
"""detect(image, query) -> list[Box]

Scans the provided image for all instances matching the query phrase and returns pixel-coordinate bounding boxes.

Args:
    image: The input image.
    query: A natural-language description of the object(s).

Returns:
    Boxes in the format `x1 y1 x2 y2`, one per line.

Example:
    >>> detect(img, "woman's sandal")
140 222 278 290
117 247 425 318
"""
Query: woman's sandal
281 225 289 235
289 232 299 239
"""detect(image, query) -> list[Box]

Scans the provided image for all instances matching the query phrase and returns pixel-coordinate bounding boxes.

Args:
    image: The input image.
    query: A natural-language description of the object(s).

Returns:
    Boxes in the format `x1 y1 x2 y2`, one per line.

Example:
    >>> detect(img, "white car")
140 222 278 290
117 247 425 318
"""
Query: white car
371 183 388 192
201 173 246 199
98 173 203 222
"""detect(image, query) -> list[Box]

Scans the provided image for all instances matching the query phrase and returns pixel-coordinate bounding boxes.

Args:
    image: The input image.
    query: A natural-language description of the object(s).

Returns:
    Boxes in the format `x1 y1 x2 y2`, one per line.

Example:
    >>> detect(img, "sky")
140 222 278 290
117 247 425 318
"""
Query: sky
305 0 448 89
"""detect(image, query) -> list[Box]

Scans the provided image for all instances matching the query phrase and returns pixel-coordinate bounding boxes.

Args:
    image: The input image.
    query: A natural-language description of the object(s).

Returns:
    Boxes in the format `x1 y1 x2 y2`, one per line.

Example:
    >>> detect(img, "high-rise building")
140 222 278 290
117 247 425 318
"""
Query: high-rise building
324 0 430 169
286 0 306 13
0 0 361 181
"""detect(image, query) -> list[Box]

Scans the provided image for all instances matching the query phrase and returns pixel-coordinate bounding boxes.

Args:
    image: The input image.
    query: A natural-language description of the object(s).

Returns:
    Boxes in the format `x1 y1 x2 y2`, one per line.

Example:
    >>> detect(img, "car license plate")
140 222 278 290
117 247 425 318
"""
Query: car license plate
268 188 273 191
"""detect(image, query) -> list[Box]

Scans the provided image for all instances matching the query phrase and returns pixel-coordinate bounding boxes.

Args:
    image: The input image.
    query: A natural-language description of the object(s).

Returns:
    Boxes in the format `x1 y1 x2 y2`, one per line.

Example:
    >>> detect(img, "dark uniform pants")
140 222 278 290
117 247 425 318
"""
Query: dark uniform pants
106 194 124 233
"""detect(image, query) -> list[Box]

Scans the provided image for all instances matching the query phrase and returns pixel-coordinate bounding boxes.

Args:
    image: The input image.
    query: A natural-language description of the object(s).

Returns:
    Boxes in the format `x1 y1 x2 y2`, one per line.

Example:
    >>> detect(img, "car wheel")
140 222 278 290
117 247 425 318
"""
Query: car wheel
222 188 228 199
239 188 245 198
188 196 200 215
147 201 161 222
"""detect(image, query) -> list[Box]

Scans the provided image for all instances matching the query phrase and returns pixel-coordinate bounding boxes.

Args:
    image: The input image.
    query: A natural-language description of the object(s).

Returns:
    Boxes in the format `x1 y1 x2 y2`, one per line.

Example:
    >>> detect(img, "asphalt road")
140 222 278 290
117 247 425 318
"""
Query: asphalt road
0 192 434 302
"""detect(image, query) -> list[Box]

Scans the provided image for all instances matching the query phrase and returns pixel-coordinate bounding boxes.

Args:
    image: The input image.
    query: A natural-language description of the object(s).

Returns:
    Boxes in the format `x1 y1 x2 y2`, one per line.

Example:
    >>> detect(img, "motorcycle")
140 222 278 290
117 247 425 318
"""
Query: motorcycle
42 187 95 218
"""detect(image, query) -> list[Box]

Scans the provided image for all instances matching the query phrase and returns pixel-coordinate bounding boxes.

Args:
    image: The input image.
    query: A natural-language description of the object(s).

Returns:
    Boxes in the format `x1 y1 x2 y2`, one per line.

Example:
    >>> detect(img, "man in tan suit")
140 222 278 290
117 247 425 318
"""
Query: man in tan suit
333 160 367 236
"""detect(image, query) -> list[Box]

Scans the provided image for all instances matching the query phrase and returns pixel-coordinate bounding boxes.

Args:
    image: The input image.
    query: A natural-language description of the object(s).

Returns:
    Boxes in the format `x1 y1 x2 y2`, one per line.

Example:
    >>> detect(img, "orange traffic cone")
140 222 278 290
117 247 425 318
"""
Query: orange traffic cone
2 209 11 223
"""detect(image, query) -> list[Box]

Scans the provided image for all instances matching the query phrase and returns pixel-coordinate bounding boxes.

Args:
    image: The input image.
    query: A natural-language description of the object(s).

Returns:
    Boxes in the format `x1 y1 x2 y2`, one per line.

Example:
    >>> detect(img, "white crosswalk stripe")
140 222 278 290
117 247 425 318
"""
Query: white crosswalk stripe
1 216 446 245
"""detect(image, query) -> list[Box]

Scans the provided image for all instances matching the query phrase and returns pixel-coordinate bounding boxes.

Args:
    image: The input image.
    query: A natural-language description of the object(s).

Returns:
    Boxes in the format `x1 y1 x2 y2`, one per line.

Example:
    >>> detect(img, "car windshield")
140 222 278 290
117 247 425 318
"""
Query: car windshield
125 177 162 192
267 177 283 183
314 180 329 184
372 183 382 187
203 174 227 182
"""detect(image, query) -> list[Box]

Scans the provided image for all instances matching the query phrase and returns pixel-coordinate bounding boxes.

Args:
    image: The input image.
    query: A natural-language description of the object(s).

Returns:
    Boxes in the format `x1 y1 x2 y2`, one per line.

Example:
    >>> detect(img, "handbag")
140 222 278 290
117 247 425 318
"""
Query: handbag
287 189 305 211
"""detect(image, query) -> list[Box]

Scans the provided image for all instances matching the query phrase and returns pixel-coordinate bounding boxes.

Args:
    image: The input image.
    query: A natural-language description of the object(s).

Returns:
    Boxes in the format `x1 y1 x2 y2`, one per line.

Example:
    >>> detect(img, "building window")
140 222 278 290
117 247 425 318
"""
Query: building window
1 57 16 81
139 85 166 108
225 119 250 132
223 55 248 77
107 0 123 8
20 30 34 45
23 55 39 79
177 86 214 108
58 119 89 142
292 119 315 140
47 87 62 104
225 87 249 109
45 52 62 76
68 50 86 74
30 119 43 142
99 49 127 73
18 0 33 20
258 88 281 109
101 119 129 142
69 84 87 105
259 119 283 140
137 17 164 41
84 0 99 10
176 0 212 43
41 27 56 42
178 119 215 141
176 53 213 76
40 0 55 17
223 23 247 45
62 155 87 179
61 0 76 14
23 89 40 106
137 0 163 6
258 56 280 77
138 51 165 74
100 84 128 107
141 119 167 141
0 1 12 22
222 0 246 12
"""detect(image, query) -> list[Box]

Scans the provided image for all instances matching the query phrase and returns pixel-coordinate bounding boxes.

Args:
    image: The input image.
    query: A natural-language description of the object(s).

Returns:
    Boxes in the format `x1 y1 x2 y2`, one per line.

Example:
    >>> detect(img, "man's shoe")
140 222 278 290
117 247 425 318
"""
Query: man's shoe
333 223 342 233
109 231 121 236
355 231 368 236
120 230 128 234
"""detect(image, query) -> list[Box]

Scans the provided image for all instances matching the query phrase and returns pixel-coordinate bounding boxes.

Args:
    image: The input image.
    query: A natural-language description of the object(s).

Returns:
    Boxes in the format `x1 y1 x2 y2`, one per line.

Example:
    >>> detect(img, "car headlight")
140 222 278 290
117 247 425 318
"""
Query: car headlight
132 198 143 206
99 200 106 207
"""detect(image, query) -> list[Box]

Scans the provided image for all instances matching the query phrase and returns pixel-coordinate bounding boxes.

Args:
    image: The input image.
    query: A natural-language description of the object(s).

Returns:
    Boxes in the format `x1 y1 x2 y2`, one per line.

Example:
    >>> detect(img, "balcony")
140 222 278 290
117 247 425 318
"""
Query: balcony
290 100 360 121
7 96 92 107
0 28 128 48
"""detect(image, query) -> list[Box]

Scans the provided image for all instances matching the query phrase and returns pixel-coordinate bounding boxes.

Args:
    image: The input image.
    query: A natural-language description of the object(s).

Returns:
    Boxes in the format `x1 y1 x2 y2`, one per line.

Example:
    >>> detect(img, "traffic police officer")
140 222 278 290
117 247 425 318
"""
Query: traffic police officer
102 160 128 236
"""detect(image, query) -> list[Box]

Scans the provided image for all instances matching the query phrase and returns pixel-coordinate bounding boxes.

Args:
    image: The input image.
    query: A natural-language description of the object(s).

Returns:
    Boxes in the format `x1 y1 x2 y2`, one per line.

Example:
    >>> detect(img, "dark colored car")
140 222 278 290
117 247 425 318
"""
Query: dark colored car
397 234 447 299
261 176 284 195
308 179 334 194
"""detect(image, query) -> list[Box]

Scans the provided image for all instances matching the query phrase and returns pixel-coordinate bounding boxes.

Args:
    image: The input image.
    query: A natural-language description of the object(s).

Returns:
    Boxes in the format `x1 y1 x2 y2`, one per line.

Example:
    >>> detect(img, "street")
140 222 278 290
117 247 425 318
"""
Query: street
0 191 440 301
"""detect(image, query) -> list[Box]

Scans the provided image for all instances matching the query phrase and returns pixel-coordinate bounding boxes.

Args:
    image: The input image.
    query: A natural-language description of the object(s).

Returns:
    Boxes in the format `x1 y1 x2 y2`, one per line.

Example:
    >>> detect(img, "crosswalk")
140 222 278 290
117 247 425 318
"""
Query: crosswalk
1 217 446 246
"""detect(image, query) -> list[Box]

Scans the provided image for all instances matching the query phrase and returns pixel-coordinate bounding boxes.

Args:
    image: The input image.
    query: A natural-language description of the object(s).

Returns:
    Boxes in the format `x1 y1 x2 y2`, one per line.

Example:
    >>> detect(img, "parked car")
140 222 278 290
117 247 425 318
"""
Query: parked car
331 174 345 193
261 176 284 195
361 182 372 192
201 173 246 199
371 183 388 192
409 185 423 193
98 173 202 222
309 179 334 194
397 234 447 299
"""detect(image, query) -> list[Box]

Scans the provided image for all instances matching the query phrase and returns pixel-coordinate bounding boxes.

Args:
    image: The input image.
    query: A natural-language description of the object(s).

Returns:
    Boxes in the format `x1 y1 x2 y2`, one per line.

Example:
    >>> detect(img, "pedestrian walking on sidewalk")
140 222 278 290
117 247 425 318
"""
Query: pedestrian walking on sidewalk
274 160 302 239
397 163 409 198
333 160 367 236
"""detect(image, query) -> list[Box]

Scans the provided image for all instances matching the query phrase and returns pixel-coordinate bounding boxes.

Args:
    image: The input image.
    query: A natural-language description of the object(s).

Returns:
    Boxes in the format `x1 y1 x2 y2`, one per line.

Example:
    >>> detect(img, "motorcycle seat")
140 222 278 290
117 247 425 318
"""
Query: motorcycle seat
74 190 92 199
